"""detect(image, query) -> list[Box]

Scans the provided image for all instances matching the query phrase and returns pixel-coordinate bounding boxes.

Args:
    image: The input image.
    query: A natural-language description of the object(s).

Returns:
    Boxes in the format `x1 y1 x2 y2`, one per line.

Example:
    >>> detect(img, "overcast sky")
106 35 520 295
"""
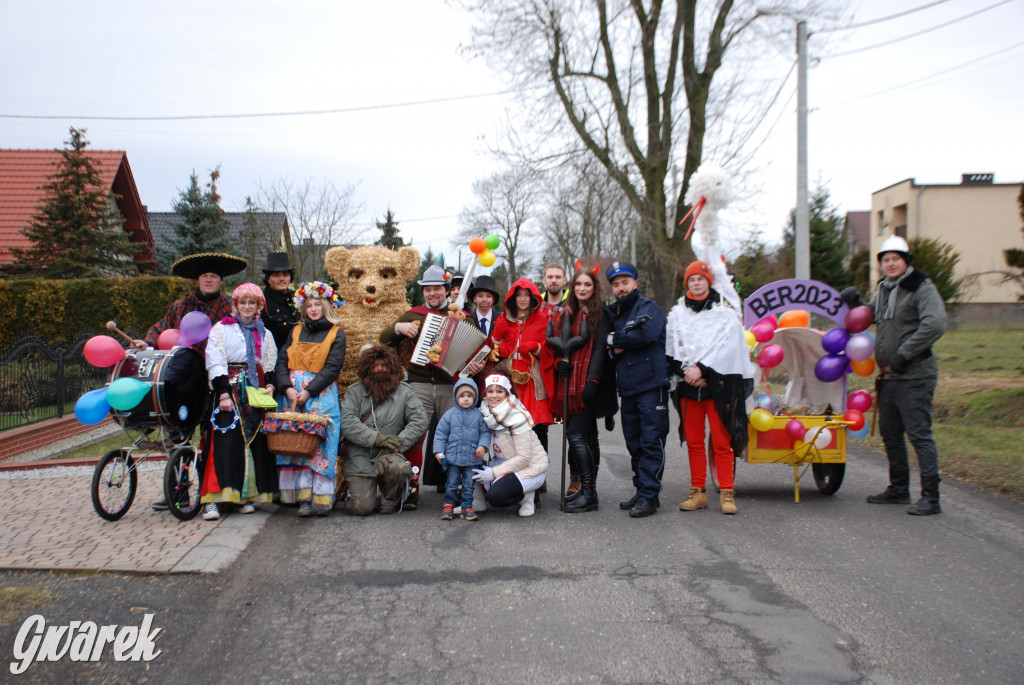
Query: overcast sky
1 0 1021 270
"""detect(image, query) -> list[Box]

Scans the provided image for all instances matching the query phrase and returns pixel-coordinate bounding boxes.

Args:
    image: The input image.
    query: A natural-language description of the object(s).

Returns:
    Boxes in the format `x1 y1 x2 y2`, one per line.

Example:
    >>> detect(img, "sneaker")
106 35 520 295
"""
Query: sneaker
202 503 220 521
441 504 454 521
462 507 479 521
239 503 256 514
297 502 313 517
151 498 169 511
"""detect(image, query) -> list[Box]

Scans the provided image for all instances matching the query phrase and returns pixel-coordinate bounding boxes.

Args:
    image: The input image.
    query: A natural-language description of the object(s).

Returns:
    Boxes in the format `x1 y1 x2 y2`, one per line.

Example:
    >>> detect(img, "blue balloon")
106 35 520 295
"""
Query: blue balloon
847 423 870 440
74 388 111 425
107 377 151 411
755 393 775 411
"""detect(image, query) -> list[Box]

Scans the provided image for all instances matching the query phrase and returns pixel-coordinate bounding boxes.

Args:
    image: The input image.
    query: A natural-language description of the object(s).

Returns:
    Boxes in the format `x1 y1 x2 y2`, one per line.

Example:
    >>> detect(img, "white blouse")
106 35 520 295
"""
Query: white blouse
206 321 277 384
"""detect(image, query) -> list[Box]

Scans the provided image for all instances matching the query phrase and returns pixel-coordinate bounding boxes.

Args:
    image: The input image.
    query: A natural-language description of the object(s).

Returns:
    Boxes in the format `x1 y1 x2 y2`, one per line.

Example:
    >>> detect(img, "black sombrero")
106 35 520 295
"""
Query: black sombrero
171 253 248 280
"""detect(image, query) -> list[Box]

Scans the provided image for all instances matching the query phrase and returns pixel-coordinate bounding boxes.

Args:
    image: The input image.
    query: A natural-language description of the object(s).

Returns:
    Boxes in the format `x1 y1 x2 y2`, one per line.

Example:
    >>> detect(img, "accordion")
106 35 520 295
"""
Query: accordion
410 313 492 378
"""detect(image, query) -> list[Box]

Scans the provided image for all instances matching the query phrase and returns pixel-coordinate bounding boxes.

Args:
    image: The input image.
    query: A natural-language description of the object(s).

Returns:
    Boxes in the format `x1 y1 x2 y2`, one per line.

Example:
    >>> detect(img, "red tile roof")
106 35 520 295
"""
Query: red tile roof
0 149 152 267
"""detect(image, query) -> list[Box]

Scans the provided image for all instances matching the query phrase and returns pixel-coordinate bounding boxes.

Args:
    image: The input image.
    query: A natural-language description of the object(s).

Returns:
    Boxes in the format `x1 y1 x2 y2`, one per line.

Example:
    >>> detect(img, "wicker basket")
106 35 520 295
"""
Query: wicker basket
264 401 329 458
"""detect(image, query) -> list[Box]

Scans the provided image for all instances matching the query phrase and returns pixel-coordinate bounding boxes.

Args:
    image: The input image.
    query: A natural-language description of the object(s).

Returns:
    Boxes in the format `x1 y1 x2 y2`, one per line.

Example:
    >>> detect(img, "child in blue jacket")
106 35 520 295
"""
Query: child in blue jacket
433 377 490 520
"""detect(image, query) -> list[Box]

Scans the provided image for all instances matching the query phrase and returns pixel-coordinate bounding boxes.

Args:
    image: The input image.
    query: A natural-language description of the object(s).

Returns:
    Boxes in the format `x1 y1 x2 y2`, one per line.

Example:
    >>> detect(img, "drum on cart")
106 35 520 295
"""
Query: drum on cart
108 347 207 432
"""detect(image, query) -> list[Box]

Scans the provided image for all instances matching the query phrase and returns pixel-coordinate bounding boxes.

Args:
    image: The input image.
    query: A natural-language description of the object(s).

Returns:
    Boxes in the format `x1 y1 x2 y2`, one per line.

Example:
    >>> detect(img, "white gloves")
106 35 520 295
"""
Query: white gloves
472 466 494 483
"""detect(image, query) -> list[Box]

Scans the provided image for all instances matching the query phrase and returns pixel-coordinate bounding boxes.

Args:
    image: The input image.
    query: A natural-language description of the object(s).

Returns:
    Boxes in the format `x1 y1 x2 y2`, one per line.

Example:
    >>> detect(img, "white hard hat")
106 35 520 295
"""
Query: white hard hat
877 235 912 263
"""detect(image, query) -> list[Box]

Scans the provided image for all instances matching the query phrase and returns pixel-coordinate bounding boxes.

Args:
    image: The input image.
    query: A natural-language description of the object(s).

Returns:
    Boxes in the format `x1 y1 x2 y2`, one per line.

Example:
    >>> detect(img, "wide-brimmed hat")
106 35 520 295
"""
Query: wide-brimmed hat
172 253 247 280
262 252 295 275
418 264 450 287
467 275 500 300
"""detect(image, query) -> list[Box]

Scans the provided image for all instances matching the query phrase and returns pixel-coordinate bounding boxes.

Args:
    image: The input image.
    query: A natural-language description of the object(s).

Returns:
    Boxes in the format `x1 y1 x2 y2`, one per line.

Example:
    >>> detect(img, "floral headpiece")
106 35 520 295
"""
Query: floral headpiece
294 281 340 311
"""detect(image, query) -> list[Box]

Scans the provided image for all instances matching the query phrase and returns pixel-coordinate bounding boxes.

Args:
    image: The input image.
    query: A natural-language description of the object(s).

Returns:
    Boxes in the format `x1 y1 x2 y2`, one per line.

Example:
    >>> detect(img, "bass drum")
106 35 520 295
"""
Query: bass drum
109 348 207 432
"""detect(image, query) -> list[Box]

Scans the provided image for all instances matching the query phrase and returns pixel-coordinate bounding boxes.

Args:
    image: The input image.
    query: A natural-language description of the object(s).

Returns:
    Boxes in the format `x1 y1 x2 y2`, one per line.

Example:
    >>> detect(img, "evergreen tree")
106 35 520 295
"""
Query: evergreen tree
782 184 850 289
908 237 963 303
10 127 142 278
156 167 233 272
407 247 444 307
375 208 405 249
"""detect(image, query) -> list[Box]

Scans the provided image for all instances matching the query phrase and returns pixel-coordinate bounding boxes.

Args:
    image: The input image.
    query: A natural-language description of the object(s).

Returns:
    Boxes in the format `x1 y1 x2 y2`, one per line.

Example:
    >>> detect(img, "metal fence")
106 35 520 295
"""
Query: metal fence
946 303 1024 330
0 333 119 432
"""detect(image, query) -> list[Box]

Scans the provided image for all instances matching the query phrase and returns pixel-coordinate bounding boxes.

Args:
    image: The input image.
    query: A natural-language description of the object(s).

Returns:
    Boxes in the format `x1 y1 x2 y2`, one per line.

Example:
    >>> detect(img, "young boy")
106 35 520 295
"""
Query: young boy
433 377 491 520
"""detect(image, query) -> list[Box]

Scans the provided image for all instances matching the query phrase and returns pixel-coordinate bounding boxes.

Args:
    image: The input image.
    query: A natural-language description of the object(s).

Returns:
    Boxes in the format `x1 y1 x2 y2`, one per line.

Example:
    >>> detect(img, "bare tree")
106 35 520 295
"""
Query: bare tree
460 0 837 308
458 165 540 283
254 177 363 281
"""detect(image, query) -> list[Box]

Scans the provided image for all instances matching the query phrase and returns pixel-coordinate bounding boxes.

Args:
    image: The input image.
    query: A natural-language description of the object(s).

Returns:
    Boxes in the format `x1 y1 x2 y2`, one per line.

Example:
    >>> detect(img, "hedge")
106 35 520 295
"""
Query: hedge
0 275 195 349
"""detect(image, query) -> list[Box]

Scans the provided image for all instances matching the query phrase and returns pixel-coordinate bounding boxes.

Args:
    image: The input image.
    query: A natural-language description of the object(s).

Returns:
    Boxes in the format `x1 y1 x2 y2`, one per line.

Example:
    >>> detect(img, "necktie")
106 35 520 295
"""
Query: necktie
479 316 488 337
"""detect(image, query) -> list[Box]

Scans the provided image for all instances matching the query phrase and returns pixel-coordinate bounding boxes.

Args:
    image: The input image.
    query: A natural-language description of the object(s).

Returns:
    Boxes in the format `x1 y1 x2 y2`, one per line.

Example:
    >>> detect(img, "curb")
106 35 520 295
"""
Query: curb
0 453 167 472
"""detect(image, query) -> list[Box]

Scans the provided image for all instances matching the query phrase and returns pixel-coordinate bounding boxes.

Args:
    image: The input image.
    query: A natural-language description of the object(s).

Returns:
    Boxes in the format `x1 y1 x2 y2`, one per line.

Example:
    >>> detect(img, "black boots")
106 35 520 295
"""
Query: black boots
562 434 598 513
907 475 941 516
866 467 911 504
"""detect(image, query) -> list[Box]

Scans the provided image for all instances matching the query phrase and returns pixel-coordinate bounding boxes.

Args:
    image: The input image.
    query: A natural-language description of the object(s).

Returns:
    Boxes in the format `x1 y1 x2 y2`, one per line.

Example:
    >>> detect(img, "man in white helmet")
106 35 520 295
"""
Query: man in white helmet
841 235 947 515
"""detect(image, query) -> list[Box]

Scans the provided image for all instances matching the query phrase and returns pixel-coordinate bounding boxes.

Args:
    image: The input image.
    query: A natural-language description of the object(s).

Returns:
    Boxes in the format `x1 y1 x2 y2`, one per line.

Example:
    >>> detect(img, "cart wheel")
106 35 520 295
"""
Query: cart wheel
812 463 845 495
164 447 203 521
91 449 137 521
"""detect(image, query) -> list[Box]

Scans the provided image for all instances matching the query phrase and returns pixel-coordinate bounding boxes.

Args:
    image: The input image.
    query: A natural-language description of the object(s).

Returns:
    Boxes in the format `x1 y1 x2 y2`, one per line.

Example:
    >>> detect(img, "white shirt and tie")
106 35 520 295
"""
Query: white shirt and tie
476 311 493 337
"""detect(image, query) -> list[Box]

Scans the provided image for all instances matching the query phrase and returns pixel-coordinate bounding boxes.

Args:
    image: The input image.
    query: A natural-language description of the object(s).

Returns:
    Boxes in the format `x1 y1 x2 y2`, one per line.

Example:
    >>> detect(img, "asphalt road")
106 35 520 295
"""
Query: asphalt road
3 420 1022 684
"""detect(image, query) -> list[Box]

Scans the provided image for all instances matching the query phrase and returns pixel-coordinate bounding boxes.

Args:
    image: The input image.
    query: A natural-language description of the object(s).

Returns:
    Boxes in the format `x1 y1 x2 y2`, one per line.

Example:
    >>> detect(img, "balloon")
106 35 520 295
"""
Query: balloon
804 427 832 449
850 358 876 377
845 305 873 333
74 388 111 425
779 309 809 328
847 423 870 440
83 335 125 368
845 333 874 362
821 327 850 355
755 393 775 411
785 419 806 441
484 233 500 251
757 314 779 331
468 237 486 254
744 330 757 349
157 329 180 350
860 329 876 344
842 409 866 431
751 323 774 343
478 250 496 267
814 353 847 383
848 389 873 412
749 408 774 432
178 311 212 347
107 377 152 411
758 344 785 369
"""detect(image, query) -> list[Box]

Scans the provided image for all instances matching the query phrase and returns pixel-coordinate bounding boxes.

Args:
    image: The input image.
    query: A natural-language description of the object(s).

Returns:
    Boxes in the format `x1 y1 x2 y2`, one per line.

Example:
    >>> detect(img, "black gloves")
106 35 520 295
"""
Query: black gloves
604 415 615 431
889 352 909 373
582 381 598 406
840 287 863 308
556 360 573 377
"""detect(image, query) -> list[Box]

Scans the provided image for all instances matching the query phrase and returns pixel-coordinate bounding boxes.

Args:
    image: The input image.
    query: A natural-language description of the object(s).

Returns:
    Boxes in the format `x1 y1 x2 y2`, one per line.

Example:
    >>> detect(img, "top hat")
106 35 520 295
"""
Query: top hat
172 253 247 280
467 275 500 300
263 252 295 275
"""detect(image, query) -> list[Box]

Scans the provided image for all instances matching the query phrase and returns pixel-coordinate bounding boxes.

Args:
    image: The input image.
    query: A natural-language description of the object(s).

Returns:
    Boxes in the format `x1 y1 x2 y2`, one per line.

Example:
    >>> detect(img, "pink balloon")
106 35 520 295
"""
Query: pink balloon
845 333 874 362
848 390 872 412
178 311 212 347
758 343 785 369
157 328 180 350
751 323 774 343
83 335 125 368
785 419 806 441
845 306 873 334
757 314 779 331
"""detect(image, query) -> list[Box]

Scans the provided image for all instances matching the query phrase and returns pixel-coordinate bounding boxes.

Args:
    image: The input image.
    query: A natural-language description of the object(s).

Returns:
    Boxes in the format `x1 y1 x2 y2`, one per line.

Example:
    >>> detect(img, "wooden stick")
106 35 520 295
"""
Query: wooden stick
105 320 134 344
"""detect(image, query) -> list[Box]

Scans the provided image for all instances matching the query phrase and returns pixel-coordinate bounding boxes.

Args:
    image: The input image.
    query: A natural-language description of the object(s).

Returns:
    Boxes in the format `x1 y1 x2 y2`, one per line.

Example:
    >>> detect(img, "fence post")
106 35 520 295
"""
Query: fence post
56 348 65 418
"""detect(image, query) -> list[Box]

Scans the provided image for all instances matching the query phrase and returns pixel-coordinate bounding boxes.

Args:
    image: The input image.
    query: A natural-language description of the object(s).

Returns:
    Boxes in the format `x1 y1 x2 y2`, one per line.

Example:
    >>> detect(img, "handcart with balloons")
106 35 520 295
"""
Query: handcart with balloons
74 313 215 521
740 279 876 501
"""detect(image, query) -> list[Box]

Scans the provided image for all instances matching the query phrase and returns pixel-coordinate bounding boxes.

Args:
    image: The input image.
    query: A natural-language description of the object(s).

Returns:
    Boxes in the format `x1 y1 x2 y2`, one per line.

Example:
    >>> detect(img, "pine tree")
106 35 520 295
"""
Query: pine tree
156 167 234 272
375 208 405 249
10 127 141 278
782 184 850 289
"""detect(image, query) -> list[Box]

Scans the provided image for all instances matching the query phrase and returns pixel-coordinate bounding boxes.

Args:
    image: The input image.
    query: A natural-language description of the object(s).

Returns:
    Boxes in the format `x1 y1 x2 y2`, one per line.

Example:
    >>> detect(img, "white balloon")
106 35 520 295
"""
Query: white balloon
804 427 832 449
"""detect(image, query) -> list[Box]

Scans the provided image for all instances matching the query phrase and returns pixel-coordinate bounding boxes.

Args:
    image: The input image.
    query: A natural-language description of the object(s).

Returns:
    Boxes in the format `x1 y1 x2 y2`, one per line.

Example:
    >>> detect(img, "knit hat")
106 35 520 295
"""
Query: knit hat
684 261 713 286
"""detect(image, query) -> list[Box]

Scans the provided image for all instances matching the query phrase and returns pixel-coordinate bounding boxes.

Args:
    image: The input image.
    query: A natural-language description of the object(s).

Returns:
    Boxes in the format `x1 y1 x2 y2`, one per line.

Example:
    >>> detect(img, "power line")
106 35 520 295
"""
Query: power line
0 90 516 122
815 0 956 33
828 0 1015 57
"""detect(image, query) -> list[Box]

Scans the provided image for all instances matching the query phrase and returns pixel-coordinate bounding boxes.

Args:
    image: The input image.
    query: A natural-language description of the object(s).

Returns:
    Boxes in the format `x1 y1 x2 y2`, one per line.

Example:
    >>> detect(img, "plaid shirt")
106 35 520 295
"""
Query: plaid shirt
144 292 233 352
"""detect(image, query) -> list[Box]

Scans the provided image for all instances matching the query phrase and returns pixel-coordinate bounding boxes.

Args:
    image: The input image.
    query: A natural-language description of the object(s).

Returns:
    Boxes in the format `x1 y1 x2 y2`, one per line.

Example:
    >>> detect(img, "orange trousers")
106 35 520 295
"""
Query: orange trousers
681 397 735 490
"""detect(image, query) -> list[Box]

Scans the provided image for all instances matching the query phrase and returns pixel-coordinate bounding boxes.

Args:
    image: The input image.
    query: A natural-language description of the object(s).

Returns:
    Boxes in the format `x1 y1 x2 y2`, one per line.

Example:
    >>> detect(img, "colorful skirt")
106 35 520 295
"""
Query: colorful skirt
275 370 341 509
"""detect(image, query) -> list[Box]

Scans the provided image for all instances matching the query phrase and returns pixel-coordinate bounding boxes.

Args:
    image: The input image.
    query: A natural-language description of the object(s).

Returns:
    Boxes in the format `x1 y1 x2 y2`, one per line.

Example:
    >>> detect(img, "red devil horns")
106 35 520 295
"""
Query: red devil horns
574 258 601 275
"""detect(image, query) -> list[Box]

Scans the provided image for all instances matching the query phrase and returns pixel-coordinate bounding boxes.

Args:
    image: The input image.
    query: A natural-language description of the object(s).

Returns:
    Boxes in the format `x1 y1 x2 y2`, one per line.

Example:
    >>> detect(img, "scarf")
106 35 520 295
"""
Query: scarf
481 396 534 435
303 316 333 334
556 309 594 416
876 266 914 320
684 289 720 313
222 315 265 387
194 288 220 303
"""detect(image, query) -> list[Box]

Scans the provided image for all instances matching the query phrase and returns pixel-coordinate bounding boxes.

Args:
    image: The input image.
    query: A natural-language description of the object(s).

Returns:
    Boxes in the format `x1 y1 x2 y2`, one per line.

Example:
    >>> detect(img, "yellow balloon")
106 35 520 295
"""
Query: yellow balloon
479 250 496 267
744 330 756 349
749 408 774 432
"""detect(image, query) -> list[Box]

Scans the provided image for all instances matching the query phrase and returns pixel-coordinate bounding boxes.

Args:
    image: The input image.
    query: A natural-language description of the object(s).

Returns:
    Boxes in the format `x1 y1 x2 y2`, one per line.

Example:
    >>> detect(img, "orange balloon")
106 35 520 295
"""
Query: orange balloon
469 237 486 254
851 357 876 377
778 309 809 328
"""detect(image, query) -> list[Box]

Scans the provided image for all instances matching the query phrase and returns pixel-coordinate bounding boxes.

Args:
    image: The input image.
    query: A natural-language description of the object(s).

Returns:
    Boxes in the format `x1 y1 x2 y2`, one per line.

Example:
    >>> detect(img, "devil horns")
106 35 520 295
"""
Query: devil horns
574 258 601 275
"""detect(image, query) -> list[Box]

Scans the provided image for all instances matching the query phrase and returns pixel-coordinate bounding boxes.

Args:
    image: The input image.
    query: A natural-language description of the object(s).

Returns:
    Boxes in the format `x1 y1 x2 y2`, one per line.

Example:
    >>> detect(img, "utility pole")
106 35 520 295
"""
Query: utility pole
795 20 810 279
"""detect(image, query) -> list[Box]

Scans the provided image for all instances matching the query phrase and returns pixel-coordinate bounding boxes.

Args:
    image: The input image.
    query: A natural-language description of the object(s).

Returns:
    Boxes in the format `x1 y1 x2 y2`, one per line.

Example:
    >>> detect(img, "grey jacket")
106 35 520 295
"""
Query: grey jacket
340 381 428 478
868 269 946 379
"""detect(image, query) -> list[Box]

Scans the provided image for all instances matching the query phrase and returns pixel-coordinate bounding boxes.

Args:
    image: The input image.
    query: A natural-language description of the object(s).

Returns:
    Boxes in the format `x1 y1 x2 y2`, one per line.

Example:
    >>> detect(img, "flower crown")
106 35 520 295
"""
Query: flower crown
294 281 340 311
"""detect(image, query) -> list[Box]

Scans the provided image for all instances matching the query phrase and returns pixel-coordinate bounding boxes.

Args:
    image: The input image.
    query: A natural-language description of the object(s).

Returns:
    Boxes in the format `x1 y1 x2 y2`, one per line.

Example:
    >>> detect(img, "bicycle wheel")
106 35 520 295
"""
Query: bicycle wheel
91 449 137 521
164 447 203 521
812 463 845 495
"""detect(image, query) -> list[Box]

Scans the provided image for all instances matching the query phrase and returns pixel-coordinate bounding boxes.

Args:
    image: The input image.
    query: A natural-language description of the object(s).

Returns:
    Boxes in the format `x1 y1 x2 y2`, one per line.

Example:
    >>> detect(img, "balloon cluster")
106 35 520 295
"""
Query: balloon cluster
814 305 874 383
74 312 214 425
468 234 501 268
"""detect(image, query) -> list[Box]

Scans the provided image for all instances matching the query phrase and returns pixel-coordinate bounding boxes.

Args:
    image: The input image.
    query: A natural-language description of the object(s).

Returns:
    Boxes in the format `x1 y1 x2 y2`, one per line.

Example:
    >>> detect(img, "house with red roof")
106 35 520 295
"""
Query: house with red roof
0 149 154 273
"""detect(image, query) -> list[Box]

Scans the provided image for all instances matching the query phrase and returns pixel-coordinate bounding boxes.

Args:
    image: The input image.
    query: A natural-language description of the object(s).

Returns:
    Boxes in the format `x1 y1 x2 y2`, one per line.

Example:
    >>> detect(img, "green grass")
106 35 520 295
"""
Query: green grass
0 587 54 625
